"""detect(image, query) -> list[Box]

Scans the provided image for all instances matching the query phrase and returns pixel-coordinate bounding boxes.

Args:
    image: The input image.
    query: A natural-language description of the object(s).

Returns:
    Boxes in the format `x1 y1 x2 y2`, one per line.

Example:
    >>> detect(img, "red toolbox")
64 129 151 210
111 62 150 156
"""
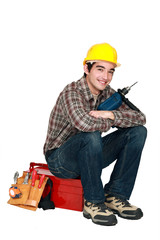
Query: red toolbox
29 162 84 212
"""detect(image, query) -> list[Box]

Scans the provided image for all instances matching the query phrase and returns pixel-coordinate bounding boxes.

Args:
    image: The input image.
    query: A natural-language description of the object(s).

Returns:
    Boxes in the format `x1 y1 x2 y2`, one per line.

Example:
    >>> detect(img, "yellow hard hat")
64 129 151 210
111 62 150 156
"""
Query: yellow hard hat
83 43 121 67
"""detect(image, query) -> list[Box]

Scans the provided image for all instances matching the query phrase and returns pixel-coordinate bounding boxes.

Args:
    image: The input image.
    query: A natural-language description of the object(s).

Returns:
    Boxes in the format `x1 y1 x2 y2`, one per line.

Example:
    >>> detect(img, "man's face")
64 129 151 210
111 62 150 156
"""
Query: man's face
84 61 116 95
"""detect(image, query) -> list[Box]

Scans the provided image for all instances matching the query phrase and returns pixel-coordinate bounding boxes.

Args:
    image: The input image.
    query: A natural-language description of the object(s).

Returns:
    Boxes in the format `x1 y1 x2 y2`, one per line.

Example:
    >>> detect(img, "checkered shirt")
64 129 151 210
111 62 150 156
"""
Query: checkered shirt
43 76 146 154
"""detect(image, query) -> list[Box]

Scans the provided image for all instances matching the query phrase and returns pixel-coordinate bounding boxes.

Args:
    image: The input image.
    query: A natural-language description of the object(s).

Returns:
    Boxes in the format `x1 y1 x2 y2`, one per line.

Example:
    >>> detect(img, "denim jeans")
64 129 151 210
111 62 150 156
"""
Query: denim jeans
45 126 147 204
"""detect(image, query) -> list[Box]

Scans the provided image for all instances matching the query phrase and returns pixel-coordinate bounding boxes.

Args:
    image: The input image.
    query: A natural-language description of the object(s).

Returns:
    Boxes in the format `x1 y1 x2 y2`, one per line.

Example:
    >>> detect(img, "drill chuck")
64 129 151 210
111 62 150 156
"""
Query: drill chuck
118 82 138 96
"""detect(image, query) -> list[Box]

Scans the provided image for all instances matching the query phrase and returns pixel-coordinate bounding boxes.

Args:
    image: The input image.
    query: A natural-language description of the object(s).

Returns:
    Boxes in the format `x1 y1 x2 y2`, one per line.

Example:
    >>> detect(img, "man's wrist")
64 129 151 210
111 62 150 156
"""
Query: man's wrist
109 111 115 120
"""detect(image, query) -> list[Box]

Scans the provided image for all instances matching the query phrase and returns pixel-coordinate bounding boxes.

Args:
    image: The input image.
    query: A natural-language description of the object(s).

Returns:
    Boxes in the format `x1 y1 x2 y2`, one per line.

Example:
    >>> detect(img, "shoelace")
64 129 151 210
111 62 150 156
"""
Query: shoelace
87 201 112 213
115 199 130 207
96 203 113 212
106 194 131 208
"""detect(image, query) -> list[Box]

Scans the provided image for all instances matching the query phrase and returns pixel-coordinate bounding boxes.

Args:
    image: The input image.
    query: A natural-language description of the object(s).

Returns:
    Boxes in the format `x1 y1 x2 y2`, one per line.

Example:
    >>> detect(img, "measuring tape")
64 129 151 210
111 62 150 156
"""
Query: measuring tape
9 186 22 199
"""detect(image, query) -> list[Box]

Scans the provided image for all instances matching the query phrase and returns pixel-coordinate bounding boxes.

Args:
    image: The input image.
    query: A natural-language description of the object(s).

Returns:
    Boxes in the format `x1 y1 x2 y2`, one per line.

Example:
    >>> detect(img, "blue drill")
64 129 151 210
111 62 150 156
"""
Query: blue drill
98 82 140 112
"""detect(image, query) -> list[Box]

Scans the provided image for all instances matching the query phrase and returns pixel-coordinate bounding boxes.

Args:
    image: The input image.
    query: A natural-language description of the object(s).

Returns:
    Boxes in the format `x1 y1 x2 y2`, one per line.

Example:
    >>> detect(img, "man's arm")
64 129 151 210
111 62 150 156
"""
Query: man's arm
89 110 115 120
112 101 146 127
88 102 146 128
61 90 114 132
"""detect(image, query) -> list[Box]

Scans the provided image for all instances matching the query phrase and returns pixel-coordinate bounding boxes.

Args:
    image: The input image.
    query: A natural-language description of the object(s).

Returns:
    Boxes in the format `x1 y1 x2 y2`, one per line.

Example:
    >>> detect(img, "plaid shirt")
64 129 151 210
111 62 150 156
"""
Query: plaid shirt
44 76 146 154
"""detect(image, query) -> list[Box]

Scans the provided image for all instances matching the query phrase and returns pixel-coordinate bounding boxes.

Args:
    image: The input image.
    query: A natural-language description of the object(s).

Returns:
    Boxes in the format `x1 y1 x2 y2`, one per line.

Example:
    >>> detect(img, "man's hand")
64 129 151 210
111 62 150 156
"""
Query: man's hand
89 110 115 120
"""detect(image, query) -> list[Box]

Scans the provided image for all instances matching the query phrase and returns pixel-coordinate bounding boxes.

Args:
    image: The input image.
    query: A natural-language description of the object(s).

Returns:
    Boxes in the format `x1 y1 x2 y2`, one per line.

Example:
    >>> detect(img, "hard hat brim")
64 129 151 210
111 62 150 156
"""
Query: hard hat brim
83 60 121 67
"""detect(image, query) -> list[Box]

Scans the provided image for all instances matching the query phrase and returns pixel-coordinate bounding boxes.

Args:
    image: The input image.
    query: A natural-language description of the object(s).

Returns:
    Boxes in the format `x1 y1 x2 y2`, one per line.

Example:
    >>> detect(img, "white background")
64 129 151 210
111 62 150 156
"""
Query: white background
0 0 160 239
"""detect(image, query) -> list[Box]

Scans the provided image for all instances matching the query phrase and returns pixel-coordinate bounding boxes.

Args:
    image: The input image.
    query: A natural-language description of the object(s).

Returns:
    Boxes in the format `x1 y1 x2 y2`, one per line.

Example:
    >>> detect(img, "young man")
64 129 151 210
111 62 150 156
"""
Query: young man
44 43 147 226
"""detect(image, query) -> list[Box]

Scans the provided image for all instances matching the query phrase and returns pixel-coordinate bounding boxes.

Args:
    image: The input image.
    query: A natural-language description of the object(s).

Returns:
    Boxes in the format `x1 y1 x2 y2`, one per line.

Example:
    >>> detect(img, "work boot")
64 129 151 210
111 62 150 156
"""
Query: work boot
105 194 143 220
83 199 117 226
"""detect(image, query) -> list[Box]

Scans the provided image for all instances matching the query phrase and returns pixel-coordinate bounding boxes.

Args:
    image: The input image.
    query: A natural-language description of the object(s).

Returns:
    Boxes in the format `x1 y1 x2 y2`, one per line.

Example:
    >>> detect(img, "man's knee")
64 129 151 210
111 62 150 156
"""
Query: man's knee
127 125 147 146
82 131 102 148
134 125 147 140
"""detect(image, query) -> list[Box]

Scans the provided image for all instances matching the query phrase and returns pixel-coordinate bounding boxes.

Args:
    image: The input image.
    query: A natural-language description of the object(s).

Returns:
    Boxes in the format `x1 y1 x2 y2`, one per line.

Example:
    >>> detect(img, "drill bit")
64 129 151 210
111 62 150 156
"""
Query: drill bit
129 81 138 89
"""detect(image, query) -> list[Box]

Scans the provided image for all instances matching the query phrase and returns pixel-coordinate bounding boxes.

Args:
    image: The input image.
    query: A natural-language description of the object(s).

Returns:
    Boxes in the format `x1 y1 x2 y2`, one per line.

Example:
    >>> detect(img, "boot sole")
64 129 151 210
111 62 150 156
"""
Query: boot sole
83 210 117 226
111 208 143 220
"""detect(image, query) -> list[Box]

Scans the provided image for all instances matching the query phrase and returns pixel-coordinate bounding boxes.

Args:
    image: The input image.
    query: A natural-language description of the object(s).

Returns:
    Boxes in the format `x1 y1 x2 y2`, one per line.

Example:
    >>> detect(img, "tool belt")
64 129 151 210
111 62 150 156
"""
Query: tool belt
8 171 55 211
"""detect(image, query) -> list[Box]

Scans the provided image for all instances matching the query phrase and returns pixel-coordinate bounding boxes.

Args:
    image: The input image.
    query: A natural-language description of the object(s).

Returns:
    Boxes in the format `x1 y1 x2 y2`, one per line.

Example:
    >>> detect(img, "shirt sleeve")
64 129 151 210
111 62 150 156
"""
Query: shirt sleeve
112 102 146 128
106 86 146 128
61 90 114 132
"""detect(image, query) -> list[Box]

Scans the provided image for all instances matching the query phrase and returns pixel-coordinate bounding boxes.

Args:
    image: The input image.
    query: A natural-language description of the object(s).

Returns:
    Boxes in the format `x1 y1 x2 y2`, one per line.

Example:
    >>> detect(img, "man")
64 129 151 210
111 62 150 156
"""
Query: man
44 43 147 226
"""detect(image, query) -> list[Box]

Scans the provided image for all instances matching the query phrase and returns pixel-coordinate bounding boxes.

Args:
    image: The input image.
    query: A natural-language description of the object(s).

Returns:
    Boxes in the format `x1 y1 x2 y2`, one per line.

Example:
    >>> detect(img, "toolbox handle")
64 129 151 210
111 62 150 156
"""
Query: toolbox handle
29 162 49 172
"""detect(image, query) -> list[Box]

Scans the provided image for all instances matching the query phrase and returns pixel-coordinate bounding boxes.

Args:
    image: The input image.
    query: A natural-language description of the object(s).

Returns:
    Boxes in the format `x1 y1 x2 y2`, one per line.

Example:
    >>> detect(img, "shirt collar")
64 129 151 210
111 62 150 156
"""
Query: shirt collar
78 76 108 101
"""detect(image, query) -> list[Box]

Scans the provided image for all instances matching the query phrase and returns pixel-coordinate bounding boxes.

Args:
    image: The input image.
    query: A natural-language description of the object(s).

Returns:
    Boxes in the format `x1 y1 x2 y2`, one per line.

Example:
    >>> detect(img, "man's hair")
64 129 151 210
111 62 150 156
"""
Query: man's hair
84 62 96 77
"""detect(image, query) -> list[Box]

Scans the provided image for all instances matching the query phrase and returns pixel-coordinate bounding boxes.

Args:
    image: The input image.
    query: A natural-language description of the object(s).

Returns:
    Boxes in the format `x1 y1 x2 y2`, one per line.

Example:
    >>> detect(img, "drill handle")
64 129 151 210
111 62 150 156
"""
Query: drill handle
121 96 140 112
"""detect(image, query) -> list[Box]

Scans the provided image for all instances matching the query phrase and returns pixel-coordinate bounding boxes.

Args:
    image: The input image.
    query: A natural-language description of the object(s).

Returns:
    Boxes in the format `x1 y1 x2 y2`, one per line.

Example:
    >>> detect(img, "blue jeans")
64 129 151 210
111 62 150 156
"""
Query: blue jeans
45 126 147 204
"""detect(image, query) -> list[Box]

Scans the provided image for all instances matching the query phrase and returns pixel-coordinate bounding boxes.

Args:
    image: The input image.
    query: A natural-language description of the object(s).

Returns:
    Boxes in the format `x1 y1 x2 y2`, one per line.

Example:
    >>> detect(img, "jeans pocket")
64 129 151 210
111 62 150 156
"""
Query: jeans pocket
49 165 79 179
48 166 63 177
46 149 79 179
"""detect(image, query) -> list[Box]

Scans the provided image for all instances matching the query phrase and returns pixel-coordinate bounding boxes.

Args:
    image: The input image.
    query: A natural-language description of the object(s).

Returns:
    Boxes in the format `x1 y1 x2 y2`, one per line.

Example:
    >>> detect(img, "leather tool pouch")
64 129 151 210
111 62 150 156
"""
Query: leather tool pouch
8 172 48 211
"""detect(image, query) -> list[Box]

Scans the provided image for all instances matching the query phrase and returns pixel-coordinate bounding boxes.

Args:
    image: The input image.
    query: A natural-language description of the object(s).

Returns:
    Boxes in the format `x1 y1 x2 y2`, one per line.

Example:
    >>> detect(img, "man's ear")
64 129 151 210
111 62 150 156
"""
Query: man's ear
84 64 89 75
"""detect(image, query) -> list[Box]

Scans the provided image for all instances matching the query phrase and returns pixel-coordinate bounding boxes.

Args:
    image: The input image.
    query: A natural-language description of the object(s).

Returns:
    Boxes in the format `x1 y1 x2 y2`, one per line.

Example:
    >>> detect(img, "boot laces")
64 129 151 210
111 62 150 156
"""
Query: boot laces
87 201 112 213
106 194 131 208
115 198 130 207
